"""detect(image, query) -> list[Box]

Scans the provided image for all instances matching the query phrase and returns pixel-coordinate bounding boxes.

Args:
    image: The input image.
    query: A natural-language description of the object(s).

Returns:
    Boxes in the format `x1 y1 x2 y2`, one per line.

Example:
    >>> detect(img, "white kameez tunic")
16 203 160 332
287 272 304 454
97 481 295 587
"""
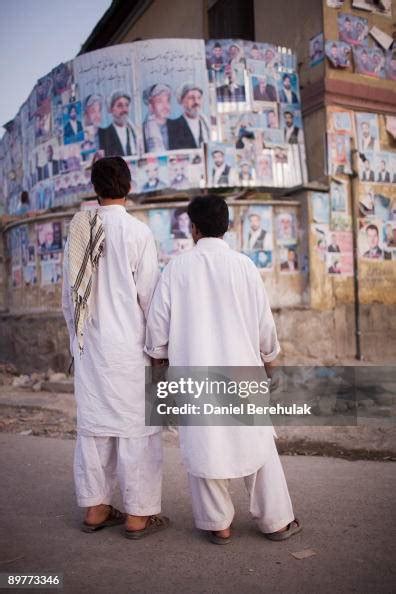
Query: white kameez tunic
145 237 281 479
62 205 159 438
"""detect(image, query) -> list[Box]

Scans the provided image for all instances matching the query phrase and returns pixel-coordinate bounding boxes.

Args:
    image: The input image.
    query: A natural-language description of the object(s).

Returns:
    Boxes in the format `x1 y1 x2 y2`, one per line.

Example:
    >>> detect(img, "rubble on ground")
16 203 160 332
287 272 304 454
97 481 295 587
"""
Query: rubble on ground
0 363 73 393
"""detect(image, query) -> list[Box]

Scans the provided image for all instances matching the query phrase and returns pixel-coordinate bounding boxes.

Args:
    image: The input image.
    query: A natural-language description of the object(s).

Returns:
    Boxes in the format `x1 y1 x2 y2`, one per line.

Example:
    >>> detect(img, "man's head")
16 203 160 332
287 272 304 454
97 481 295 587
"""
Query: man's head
212 150 225 167
360 50 369 65
288 248 296 263
187 195 229 242
55 99 63 117
282 74 291 89
229 44 240 59
174 207 190 234
109 91 131 126
240 162 250 176
46 144 54 161
91 156 131 199
145 84 171 124
170 157 187 179
373 53 381 67
380 159 386 171
361 121 370 138
249 213 262 231
364 158 371 171
366 224 379 248
331 43 338 58
344 17 352 32
145 161 159 182
251 44 260 60
258 77 267 92
284 111 294 128
264 48 275 64
44 228 54 247
213 42 222 58
68 105 77 121
178 84 203 119
267 110 277 128
84 94 102 127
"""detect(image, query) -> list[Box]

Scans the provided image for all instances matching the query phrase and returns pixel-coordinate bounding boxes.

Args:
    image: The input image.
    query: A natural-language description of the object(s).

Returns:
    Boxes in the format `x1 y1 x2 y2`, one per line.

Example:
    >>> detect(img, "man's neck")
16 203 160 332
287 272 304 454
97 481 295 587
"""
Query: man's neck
98 198 126 206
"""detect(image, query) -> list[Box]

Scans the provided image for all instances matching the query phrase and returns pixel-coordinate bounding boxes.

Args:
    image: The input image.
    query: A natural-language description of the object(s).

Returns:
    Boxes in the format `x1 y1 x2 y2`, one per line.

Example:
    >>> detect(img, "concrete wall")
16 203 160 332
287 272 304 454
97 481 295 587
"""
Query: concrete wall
303 107 327 184
0 313 70 373
254 0 325 185
1 301 393 373
116 0 205 42
360 304 396 362
0 306 360 374
254 0 324 88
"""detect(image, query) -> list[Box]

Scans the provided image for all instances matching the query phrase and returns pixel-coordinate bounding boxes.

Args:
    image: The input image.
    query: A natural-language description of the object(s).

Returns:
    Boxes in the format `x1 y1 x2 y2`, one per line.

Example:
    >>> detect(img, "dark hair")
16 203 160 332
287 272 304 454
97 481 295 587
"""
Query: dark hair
91 156 131 198
21 191 29 204
366 224 378 235
187 195 229 237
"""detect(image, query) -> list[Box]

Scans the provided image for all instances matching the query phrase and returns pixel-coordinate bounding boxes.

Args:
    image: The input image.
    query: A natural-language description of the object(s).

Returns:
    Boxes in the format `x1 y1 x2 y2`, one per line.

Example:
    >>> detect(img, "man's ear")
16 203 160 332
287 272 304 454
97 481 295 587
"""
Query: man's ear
191 223 201 243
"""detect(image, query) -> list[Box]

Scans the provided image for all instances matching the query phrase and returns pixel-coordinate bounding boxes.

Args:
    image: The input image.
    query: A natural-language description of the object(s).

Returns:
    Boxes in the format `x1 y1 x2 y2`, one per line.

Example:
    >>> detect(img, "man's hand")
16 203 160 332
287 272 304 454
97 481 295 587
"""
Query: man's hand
264 359 277 380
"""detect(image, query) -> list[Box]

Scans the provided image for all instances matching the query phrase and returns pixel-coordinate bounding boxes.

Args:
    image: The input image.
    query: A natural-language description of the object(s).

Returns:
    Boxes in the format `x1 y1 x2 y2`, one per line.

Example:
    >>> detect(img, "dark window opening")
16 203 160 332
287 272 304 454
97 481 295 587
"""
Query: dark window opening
208 0 255 40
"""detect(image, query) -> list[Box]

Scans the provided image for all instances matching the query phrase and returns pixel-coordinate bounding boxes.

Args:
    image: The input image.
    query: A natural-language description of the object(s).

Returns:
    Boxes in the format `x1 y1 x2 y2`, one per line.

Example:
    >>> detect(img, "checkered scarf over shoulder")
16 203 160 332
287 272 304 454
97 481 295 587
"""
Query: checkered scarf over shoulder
68 210 105 353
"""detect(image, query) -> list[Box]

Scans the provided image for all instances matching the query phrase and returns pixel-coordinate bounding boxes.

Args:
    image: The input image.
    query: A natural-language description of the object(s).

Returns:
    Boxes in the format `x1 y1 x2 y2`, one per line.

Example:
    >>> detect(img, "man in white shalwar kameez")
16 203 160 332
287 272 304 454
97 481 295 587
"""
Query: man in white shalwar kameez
62 156 169 538
145 195 301 544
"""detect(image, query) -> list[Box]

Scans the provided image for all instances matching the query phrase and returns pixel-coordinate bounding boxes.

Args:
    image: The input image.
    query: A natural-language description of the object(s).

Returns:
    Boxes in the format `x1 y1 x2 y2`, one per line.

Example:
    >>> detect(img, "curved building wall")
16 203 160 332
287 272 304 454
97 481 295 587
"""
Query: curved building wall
0 197 318 372
0 38 307 220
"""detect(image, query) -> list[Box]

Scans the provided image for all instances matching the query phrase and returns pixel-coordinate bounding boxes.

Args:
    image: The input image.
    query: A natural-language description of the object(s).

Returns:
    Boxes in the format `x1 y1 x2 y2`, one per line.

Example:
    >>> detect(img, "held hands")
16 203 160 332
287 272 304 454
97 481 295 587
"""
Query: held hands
151 357 169 368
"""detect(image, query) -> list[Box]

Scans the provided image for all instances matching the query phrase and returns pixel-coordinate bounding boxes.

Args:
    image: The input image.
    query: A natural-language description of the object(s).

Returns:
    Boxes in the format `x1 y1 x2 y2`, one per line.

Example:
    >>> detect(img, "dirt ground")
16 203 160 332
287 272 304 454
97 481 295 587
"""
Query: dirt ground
0 384 395 461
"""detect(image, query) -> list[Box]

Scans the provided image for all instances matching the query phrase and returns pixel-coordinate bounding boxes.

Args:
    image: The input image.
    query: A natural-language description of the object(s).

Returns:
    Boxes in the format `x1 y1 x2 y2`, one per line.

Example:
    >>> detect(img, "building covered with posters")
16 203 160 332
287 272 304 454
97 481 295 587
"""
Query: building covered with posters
0 0 395 371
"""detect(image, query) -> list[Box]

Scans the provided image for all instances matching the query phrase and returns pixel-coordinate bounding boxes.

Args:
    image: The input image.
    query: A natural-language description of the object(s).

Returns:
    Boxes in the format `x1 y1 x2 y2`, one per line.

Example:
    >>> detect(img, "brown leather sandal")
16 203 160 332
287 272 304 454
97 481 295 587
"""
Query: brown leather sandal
264 518 302 541
125 515 170 540
207 530 232 545
81 505 126 533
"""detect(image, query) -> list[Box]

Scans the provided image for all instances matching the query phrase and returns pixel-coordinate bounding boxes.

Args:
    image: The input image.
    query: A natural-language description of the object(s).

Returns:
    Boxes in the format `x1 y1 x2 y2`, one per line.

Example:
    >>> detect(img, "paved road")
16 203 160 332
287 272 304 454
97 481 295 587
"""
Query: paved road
0 434 394 594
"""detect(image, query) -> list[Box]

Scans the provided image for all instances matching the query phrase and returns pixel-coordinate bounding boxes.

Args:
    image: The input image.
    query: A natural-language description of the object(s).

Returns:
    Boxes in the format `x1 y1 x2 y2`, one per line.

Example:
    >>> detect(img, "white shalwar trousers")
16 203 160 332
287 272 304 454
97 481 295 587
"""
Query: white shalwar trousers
188 439 294 533
74 432 162 516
